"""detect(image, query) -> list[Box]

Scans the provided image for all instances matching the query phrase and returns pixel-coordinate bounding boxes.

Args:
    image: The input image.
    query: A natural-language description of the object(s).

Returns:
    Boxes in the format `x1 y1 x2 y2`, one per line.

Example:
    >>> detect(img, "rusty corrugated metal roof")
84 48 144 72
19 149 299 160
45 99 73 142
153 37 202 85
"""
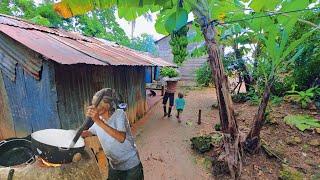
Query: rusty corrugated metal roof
0 14 175 67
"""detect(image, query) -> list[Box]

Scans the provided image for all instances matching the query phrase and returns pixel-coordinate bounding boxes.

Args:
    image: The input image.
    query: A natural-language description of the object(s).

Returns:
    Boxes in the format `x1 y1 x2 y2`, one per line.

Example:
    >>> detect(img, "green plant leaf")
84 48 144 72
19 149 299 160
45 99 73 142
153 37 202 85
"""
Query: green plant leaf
188 23 204 43
284 115 320 131
164 8 188 33
221 23 244 40
249 0 281 12
280 0 309 12
155 9 173 35
281 29 316 60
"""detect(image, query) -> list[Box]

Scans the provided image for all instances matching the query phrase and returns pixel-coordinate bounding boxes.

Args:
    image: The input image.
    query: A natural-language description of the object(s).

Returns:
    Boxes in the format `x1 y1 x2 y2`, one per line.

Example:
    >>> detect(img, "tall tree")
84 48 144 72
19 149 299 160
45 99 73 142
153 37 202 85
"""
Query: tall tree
129 33 158 55
0 0 131 46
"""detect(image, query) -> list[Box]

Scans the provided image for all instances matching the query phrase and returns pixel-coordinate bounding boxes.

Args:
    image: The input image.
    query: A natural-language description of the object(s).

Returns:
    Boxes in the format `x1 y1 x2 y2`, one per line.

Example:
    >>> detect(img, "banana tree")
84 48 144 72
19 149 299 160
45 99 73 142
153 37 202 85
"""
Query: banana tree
244 0 318 152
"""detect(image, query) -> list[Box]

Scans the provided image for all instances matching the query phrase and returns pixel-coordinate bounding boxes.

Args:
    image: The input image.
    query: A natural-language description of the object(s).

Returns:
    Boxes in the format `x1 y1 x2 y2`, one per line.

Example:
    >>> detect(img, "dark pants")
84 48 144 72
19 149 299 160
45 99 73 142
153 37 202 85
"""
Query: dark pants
108 163 144 180
162 92 174 107
177 109 183 118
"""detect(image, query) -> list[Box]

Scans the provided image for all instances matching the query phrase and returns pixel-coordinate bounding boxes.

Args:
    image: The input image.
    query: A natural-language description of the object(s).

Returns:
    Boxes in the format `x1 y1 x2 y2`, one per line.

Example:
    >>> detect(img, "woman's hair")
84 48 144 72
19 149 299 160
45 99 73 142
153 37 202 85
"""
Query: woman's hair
178 92 184 98
94 88 119 114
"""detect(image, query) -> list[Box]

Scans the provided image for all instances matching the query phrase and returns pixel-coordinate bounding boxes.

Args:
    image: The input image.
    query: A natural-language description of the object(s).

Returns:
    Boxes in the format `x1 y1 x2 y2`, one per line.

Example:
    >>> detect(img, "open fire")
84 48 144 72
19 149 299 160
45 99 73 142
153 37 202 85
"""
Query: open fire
0 148 102 179
39 158 61 167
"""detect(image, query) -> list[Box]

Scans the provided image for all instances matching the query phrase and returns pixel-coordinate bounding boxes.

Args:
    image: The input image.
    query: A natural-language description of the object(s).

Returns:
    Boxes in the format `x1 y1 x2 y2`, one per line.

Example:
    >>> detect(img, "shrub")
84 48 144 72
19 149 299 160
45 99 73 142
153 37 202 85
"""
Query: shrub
195 62 213 87
247 90 261 106
285 86 320 109
231 93 249 103
190 135 212 153
270 96 283 106
214 123 221 131
284 115 320 131
271 77 293 97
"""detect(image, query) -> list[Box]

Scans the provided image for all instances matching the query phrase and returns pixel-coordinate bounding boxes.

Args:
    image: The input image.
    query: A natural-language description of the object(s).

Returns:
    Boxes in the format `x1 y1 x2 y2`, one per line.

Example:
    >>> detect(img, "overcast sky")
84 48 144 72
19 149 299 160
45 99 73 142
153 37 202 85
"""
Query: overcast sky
115 12 164 40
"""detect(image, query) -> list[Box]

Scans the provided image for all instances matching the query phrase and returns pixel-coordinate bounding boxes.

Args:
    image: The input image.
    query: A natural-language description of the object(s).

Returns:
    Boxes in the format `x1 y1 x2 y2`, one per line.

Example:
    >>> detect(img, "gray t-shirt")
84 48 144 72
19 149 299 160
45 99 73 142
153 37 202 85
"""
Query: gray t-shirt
89 109 140 170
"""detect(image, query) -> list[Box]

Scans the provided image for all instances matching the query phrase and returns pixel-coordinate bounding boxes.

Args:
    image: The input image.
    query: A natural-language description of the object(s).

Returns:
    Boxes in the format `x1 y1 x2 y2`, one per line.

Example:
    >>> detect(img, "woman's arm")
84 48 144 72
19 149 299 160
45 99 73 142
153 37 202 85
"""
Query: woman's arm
87 106 126 143
96 121 126 143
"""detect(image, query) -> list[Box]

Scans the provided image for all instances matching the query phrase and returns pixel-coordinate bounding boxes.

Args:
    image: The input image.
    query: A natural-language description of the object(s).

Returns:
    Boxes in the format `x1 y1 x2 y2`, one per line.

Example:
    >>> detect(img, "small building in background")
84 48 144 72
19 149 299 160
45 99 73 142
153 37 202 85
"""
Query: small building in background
0 14 173 139
155 22 207 86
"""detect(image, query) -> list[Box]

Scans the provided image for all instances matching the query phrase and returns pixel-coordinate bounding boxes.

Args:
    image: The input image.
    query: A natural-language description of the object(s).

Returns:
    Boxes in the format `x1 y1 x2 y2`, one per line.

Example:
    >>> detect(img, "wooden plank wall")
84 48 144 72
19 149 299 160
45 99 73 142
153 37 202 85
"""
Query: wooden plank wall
54 64 147 129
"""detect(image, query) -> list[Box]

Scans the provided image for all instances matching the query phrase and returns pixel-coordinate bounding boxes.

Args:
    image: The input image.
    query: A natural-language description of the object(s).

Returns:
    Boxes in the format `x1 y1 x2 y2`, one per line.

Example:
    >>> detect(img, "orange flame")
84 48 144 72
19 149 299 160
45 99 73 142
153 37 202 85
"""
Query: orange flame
40 158 61 167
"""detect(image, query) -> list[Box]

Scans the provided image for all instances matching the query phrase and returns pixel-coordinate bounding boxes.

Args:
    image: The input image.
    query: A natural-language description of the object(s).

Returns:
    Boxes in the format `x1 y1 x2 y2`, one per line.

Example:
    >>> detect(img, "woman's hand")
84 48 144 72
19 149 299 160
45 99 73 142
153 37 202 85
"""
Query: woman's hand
86 106 103 124
81 130 93 138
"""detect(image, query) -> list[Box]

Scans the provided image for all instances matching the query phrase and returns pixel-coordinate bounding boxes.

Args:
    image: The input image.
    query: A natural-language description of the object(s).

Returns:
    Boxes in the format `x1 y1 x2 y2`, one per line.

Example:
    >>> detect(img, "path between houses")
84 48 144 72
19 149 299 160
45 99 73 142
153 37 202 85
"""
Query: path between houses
132 88 219 180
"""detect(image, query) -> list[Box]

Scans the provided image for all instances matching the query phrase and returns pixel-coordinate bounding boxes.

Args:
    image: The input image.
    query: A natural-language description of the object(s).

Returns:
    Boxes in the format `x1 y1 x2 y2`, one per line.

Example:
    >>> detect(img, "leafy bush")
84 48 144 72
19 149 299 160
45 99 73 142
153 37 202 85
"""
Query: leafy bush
270 96 283 106
287 14 320 90
284 115 320 131
285 86 320 108
190 135 212 153
214 123 221 131
195 62 213 87
271 77 293 97
160 67 179 78
293 57 320 90
247 90 261 106
231 93 249 103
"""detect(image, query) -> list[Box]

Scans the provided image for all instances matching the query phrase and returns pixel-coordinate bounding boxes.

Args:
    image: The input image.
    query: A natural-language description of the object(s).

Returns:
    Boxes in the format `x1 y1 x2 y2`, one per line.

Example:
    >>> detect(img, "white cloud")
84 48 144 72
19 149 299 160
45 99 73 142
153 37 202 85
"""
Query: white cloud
115 11 164 40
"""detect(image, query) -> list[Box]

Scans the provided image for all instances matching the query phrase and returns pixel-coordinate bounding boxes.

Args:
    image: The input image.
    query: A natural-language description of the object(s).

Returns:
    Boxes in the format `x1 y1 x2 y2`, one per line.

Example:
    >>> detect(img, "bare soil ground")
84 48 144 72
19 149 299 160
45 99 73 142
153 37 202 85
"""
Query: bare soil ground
235 102 320 179
133 87 320 180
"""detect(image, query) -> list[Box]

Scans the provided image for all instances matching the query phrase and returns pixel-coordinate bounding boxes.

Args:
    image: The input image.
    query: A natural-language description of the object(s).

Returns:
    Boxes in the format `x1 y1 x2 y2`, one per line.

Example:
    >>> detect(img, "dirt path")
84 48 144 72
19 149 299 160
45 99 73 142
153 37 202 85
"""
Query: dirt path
134 88 219 180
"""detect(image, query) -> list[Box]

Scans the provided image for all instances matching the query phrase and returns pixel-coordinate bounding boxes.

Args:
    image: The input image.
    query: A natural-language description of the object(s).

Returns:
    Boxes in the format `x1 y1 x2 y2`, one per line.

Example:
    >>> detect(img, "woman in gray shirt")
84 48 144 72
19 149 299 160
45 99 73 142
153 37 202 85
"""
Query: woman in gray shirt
82 88 143 180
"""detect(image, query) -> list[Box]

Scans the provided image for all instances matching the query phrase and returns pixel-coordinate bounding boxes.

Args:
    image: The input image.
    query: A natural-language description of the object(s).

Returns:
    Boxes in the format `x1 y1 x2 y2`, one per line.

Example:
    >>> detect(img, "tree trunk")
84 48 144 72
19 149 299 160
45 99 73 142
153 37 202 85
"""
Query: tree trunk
201 24 242 179
244 80 273 153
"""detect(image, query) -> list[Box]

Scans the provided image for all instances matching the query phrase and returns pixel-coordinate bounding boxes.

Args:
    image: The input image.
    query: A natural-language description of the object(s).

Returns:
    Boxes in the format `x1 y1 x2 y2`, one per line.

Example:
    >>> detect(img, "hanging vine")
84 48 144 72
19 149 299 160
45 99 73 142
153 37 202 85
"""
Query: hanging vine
169 25 189 66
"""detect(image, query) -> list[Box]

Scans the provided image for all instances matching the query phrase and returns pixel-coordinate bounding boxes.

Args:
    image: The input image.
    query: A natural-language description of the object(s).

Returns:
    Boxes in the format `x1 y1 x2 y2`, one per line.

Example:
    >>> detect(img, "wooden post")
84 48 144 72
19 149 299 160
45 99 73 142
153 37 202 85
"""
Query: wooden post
198 109 201 125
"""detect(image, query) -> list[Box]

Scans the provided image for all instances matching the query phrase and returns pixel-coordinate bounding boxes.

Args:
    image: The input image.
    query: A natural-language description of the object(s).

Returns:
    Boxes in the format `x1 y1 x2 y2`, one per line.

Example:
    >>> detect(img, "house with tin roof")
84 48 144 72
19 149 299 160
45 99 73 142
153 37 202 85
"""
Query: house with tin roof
0 14 173 139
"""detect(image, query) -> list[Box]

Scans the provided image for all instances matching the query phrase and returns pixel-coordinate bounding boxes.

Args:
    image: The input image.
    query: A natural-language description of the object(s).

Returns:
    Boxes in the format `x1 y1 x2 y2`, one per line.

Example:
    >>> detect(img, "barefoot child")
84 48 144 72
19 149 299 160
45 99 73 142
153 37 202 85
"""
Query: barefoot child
175 92 185 123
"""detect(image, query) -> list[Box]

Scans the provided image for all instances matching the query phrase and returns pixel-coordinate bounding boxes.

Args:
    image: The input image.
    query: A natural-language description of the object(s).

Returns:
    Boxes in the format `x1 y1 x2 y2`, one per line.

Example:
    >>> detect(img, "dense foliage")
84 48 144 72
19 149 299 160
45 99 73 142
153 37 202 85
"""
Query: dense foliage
129 33 158 55
0 0 158 54
195 62 213 87
285 86 320 108
289 14 320 90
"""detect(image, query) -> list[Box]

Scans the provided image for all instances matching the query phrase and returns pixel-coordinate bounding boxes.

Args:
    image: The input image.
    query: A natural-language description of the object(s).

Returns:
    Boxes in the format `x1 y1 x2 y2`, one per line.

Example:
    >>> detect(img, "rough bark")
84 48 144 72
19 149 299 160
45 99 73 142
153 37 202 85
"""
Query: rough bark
201 23 242 179
244 81 272 153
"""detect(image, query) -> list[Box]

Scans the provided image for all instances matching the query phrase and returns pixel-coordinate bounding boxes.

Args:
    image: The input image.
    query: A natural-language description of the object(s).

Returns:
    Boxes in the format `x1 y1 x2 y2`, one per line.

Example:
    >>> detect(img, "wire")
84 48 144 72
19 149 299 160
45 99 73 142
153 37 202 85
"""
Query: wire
209 7 320 26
